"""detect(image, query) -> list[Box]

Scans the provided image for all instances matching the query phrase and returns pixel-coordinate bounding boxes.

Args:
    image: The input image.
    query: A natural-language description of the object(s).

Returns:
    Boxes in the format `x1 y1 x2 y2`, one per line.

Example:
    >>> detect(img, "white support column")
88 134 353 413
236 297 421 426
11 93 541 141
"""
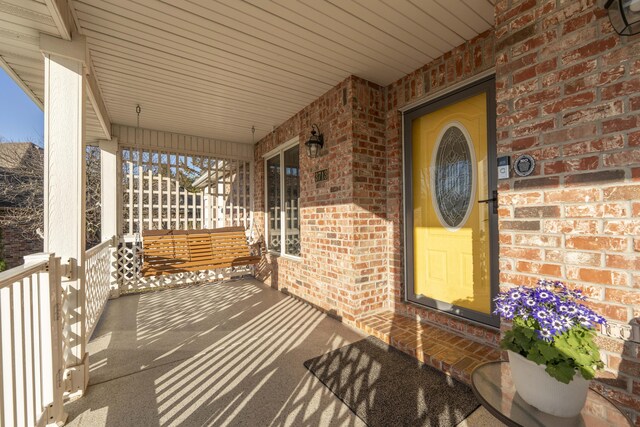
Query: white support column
42 34 89 395
99 138 120 239
99 138 121 299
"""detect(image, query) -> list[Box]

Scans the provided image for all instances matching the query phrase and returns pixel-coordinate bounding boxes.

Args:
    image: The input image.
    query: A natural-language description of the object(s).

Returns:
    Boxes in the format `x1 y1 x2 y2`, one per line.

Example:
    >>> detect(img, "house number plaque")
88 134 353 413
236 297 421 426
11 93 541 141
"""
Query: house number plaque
314 169 328 183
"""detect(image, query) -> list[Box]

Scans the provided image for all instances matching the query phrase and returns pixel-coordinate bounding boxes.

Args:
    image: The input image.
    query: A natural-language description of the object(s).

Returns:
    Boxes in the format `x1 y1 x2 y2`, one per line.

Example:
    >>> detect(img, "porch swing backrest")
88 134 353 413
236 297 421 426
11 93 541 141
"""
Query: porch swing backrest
140 227 260 277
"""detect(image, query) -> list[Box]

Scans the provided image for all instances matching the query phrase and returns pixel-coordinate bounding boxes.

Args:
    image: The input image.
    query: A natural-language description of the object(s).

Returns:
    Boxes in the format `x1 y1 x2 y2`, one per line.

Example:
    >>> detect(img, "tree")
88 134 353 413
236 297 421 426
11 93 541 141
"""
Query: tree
0 141 102 249
85 146 102 247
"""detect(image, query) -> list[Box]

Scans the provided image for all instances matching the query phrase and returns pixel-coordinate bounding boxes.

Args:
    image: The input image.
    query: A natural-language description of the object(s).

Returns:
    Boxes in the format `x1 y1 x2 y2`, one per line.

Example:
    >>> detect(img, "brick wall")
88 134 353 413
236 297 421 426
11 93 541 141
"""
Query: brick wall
495 0 640 421
254 0 640 420
0 222 43 269
254 77 388 322
350 77 388 318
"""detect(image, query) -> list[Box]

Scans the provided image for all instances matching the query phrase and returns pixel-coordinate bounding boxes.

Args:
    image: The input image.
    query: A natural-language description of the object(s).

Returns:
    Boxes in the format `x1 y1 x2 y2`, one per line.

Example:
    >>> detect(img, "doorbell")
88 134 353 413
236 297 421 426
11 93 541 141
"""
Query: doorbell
498 156 510 180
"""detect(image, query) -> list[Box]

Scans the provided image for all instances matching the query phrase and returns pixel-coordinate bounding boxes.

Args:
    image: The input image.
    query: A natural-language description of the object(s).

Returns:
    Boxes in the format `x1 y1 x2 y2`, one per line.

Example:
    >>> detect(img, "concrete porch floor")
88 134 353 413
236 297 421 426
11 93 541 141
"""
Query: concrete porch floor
65 278 501 426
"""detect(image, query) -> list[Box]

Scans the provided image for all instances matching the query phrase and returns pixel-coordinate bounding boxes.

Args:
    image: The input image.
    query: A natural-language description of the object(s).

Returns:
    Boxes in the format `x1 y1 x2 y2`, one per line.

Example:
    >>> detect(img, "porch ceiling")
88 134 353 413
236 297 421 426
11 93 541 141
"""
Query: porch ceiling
1 0 496 145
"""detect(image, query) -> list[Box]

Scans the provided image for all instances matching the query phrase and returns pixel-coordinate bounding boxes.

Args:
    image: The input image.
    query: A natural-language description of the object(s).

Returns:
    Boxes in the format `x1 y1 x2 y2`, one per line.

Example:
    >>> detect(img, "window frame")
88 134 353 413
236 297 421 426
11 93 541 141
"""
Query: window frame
263 137 301 260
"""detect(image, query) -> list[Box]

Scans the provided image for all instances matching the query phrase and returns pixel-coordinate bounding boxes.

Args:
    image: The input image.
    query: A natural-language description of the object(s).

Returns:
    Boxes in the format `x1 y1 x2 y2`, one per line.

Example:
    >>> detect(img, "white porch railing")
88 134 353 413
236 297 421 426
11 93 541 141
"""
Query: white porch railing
84 238 115 344
0 254 67 427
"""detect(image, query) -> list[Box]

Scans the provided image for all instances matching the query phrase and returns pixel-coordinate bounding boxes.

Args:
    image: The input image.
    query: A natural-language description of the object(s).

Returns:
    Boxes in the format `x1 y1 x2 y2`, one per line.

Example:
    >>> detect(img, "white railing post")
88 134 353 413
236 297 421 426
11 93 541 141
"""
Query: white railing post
24 253 68 427
41 33 89 396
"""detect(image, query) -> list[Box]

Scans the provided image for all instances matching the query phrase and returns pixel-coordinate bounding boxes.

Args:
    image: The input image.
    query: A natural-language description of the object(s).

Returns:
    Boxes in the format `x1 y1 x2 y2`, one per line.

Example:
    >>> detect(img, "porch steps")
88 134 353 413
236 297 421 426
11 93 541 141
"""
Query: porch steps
355 311 502 385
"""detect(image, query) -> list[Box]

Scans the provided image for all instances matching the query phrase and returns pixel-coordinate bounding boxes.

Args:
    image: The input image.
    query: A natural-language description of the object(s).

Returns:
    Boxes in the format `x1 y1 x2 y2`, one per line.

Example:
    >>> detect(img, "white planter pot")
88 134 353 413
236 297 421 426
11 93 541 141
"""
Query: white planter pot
508 350 589 417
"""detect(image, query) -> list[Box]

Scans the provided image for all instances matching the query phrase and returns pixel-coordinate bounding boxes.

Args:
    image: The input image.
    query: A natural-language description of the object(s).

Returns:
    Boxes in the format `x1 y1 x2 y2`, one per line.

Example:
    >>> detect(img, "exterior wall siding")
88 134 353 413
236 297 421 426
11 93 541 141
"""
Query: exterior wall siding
254 0 640 421
111 124 254 161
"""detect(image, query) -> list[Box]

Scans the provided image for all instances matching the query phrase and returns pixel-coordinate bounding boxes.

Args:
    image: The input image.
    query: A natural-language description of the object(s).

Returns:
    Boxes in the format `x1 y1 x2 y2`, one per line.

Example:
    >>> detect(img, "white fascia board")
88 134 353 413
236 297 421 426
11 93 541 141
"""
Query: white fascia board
86 62 111 140
44 0 77 41
0 56 43 110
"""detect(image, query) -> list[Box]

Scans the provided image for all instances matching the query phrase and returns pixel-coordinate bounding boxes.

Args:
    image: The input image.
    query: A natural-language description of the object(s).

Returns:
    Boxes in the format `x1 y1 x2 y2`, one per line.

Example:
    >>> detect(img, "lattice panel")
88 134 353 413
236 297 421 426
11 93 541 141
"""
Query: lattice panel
85 241 112 341
115 239 252 292
121 147 252 235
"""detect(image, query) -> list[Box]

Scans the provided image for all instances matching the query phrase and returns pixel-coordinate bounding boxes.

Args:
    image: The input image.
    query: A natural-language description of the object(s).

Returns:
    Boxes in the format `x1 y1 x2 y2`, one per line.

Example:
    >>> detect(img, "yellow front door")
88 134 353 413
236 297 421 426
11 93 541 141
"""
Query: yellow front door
411 91 492 315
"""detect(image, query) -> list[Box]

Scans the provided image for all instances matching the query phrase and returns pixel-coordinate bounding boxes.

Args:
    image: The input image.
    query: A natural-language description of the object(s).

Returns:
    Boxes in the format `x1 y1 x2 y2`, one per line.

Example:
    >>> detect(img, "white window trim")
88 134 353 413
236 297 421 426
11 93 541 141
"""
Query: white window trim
264 136 301 260
262 136 300 159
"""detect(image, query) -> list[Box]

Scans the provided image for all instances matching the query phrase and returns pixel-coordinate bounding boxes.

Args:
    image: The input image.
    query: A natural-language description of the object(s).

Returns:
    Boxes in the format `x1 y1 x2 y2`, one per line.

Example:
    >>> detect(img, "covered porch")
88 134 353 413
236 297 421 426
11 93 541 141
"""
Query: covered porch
66 278 367 426
63 278 496 426
1 0 639 425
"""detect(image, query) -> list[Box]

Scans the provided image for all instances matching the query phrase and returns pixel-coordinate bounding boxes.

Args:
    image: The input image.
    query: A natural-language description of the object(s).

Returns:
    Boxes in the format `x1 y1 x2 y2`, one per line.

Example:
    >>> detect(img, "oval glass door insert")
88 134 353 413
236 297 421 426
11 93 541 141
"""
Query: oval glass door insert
430 122 476 230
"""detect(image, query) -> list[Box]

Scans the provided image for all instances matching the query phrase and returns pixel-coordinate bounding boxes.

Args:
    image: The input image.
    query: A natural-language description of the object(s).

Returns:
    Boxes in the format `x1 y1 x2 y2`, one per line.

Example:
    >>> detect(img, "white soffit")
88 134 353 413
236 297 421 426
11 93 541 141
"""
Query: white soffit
73 0 494 144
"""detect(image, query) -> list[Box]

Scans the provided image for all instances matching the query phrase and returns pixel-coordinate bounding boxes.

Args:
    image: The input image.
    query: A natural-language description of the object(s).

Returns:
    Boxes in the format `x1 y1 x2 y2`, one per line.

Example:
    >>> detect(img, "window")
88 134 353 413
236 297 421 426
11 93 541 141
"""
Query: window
265 142 300 257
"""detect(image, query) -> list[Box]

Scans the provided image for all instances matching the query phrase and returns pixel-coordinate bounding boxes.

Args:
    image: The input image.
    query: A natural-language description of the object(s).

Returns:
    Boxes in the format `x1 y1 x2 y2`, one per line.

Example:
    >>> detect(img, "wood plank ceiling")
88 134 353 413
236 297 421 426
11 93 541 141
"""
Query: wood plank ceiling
1 0 496 145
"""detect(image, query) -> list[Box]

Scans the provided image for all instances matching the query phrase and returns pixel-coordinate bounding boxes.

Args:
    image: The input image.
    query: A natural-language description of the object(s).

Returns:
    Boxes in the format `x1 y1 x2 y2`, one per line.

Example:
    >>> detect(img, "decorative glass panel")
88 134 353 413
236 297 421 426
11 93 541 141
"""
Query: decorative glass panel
284 146 300 256
432 124 474 229
266 155 281 251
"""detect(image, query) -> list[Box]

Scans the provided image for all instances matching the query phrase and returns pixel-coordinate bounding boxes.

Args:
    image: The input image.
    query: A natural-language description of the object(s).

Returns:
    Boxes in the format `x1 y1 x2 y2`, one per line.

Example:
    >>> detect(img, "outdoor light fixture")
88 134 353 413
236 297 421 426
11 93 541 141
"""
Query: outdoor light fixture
604 0 640 36
305 124 324 158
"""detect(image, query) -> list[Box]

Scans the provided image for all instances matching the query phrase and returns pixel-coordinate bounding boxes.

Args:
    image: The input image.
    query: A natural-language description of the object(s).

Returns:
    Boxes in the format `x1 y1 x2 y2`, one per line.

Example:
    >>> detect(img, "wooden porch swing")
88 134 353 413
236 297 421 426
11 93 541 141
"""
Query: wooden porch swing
140 227 261 277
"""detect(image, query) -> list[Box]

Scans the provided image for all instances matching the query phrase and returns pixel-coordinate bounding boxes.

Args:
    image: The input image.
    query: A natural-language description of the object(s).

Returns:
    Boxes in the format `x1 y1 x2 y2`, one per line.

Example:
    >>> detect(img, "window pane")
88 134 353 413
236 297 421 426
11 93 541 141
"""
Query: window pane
266 155 281 251
284 146 300 256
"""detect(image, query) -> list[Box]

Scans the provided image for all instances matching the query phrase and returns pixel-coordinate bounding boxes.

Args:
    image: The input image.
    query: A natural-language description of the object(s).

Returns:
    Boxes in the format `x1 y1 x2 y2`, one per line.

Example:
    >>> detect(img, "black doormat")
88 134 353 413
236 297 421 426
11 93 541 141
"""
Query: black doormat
304 336 479 427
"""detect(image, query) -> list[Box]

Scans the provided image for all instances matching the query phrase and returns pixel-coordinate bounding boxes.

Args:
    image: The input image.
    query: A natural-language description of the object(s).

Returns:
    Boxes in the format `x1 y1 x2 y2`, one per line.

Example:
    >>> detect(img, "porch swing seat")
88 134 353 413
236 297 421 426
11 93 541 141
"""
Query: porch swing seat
140 227 261 277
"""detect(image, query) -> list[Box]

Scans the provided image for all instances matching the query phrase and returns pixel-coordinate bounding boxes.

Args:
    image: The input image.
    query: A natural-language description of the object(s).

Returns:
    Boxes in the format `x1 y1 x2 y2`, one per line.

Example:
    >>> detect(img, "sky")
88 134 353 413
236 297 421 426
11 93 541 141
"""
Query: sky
0 68 44 145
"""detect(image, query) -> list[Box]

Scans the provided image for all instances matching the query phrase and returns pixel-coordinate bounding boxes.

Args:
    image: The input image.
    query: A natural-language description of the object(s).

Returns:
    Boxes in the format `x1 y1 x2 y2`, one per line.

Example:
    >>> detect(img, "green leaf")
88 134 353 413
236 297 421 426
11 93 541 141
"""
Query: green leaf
546 361 576 384
527 347 546 365
536 341 560 361
579 365 595 380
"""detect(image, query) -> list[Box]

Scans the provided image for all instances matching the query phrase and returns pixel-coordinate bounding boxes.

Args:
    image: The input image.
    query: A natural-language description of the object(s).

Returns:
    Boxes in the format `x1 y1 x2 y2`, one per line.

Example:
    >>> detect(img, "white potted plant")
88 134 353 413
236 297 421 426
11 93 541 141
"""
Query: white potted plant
494 279 607 417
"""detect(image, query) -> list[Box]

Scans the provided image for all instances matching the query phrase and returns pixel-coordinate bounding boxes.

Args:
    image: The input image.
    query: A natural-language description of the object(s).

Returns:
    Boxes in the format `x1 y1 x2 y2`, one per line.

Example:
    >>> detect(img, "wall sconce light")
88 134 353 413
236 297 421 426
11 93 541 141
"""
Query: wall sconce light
604 0 640 36
305 124 324 158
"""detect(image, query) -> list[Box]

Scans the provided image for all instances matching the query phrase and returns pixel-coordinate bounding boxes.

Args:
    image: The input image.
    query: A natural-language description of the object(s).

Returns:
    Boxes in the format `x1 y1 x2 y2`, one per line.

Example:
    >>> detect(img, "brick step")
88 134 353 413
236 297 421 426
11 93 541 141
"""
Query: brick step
355 311 502 384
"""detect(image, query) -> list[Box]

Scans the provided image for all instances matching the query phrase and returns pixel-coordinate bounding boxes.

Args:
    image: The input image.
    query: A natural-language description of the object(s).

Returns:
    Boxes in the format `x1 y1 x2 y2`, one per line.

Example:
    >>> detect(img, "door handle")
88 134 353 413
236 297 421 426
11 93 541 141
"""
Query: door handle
478 190 498 214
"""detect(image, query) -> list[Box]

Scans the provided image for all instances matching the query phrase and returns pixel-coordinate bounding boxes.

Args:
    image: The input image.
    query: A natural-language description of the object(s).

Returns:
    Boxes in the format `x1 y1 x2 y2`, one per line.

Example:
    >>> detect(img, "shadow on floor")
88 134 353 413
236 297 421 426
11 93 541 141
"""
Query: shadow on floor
65 279 500 426
66 279 366 426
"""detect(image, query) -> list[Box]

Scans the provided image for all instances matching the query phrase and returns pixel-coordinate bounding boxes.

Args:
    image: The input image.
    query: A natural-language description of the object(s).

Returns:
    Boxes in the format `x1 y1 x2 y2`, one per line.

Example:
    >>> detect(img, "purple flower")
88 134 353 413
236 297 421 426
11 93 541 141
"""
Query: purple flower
550 318 565 332
536 289 551 299
537 328 553 342
517 308 531 319
493 281 607 343
577 315 593 329
560 315 573 329
509 289 524 301
590 313 606 325
534 309 550 322
553 281 566 290
565 304 579 316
